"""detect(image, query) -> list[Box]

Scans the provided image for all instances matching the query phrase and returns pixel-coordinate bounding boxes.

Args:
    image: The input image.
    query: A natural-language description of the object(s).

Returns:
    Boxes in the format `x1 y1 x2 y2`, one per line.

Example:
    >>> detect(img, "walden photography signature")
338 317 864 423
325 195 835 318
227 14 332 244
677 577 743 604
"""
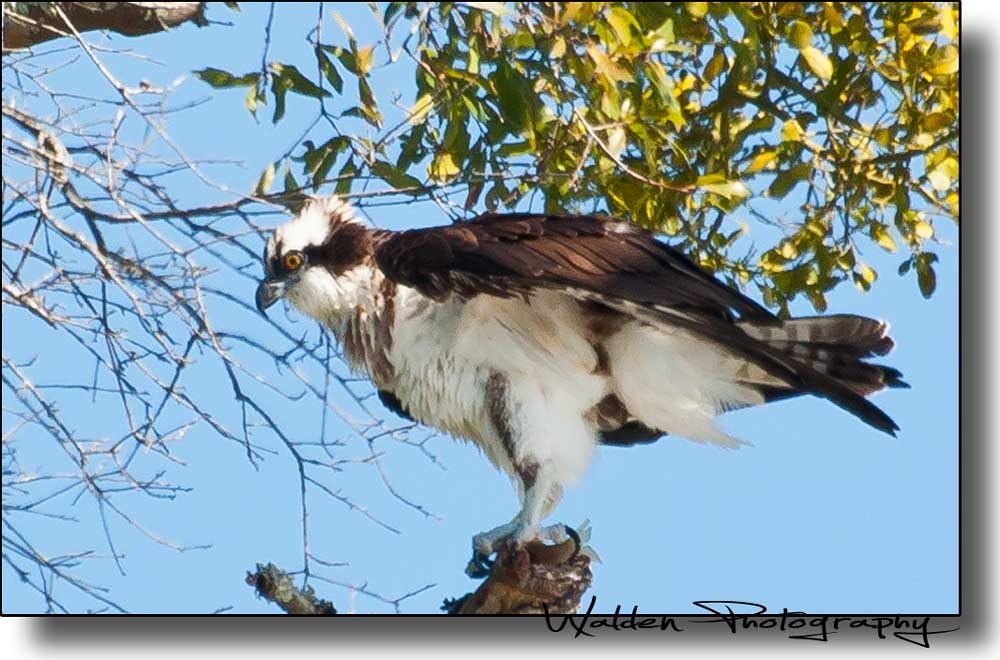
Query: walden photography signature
543 597 959 647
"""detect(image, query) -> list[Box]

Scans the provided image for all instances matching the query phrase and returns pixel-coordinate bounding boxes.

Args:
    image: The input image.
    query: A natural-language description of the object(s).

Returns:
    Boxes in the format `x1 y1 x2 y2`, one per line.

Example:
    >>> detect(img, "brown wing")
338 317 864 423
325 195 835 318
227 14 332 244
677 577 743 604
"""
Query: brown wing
373 212 900 436
374 212 777 322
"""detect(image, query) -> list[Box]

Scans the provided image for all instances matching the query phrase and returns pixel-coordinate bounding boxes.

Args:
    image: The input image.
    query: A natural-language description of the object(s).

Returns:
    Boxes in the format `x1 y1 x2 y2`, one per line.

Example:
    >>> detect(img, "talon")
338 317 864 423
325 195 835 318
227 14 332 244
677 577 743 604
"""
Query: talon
565 525 582 562
465 552 493 578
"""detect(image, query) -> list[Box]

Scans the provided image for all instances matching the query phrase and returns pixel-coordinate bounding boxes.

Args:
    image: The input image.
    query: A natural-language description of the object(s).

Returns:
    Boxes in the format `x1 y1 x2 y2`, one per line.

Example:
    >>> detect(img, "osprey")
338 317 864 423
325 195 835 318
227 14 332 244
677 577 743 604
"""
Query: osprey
256 197 905 574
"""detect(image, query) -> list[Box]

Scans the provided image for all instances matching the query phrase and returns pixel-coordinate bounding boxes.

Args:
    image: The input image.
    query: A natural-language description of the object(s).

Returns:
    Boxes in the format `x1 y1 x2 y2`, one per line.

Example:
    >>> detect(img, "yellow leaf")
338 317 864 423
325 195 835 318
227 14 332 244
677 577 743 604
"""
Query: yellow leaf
781 119 804 142
745 150 777 174
606 126 627 160
254 162 275 196
789 21 813 50
429 152 460 182
946 192 959 214
465 2 508 16
873 226 897 253
910 133 934 150
927 169 949 192
685 2 708 19
356 45 375 76
874 128 893 148
940 5 957 40
801 46 833 81
330 10 354 41
558 2 583 26
779 241 798 260
704 50 726 84
933 45 958 76
923 111 953 132
550 36 566 59
914 220 934 239
824 4 846 31
699 179 750 200
927 156 958 191
585 44 634 83
859 263 877 284
408 94 434 125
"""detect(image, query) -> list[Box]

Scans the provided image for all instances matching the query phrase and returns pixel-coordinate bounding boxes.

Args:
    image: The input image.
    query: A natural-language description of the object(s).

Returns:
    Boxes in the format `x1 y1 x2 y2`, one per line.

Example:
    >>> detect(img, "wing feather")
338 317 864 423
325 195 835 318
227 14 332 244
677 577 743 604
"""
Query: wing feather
375 212 776 321
373 212 899 435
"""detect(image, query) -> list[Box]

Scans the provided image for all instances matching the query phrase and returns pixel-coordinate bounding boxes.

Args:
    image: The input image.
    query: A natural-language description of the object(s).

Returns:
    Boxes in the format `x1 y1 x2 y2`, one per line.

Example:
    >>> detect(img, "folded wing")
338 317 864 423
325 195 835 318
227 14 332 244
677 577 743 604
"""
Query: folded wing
374 213 903 436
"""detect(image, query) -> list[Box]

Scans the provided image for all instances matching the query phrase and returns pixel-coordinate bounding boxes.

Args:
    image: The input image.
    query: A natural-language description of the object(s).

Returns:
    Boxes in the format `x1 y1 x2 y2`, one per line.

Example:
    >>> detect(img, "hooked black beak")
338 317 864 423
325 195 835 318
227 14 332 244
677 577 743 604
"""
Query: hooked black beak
255 279 285 314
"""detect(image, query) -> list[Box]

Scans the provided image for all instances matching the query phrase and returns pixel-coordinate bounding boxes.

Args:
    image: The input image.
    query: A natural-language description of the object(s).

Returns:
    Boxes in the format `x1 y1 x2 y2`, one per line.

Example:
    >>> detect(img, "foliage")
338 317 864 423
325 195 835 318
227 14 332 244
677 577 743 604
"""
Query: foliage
199 1 959 313
3 1 958 614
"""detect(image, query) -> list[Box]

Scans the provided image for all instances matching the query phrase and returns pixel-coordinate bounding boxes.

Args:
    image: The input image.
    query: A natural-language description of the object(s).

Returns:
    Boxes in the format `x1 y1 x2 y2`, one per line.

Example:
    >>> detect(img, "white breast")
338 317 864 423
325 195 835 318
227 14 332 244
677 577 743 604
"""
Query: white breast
387 289 606 482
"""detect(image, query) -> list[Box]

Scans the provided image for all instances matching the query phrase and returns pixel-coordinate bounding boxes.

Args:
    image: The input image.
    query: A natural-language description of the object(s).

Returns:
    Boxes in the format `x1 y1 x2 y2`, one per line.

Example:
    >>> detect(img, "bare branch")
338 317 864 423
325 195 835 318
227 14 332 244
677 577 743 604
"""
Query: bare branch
246 563 337 615
3 2 209 51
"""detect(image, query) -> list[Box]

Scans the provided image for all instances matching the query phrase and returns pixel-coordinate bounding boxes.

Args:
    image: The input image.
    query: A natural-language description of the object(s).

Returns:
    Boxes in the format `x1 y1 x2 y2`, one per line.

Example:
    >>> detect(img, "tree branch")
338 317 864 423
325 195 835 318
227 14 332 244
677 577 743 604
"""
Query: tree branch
246 563 337 615
3 2 208 51
443 538 593 615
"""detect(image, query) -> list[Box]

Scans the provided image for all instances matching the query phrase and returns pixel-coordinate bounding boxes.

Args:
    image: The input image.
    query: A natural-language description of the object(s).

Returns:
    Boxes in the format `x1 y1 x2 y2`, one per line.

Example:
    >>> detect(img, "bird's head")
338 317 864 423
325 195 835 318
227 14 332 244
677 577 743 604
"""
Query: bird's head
255 196 374 320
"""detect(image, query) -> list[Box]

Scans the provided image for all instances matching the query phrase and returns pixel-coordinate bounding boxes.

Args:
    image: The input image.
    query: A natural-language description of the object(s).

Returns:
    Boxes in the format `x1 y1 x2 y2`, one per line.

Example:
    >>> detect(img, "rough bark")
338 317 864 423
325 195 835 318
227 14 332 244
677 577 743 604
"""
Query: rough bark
3 2 208 51
443 538 593 615
246 537 592 615
246 563 337 615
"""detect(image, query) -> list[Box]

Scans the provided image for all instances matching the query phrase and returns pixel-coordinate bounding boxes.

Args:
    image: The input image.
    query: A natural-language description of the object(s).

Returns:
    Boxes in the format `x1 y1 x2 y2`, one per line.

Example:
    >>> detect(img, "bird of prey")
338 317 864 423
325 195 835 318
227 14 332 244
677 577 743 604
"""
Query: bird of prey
255 196 905 574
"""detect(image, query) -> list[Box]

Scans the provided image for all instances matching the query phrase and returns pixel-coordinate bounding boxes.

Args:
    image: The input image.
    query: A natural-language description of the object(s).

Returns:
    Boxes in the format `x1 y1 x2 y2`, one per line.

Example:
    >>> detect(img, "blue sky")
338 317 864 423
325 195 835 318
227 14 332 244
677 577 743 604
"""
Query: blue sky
2 3 957 615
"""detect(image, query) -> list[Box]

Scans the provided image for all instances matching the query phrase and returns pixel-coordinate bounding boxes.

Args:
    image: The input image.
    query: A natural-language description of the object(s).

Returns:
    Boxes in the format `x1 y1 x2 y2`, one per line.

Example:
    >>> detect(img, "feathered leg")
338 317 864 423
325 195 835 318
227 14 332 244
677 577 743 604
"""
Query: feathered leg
466 372 592 577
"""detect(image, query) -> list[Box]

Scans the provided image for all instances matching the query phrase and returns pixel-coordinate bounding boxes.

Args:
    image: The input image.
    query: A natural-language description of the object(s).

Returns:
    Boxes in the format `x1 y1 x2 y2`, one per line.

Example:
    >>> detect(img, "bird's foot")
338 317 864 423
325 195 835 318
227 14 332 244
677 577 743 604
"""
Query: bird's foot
574 518 601 564
465 521 579 578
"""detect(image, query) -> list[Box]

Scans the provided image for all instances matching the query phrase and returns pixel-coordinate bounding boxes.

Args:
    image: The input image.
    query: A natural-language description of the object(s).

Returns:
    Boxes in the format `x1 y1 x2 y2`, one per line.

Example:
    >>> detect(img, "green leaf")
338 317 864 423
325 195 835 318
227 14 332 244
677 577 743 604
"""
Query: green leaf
607 7 639 47
383 2 404 25
315 46 344 94
193 68 258 88
697 175 750 200
491 62 533 133
371 160 423 192
270 75 291 123
335 158 358 195
396 126 426 172
304 137 349 189
768 163 813 199
915 253 937 298
283 164 299 193
358 77 382 128
270 63 331 99
647 17 675 52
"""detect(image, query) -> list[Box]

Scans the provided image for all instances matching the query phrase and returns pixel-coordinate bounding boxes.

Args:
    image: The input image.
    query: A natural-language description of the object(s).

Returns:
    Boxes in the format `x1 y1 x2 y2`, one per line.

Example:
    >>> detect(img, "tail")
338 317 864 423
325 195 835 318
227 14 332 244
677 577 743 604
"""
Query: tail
737 314 908 431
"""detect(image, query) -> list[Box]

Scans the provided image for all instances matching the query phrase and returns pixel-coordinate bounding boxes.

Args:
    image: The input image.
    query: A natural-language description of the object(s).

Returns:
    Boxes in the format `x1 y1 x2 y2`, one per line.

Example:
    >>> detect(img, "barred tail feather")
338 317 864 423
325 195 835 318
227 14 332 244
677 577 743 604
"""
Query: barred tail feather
737 314 909 401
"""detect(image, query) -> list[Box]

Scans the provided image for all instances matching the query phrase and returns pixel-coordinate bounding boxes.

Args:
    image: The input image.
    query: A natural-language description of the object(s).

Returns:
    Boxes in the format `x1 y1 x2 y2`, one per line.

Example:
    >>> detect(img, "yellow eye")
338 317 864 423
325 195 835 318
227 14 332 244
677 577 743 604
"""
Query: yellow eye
284 252 303 271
